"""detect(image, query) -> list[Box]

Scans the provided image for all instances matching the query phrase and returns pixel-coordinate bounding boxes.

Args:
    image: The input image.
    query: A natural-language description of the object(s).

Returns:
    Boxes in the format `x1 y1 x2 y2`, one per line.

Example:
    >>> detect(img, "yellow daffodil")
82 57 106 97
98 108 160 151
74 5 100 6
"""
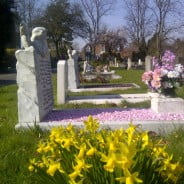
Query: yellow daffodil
69 170 82 180
77 143 86 159
86 147 96 156
141 132 149 149
83 115 99 132
124 169 143 184
66 123 74 132
101 152 116 172
29 117 183 184
116 155 132 171
46 162 63 176
74 158 91 171
126 125 136 145
28 165 34 172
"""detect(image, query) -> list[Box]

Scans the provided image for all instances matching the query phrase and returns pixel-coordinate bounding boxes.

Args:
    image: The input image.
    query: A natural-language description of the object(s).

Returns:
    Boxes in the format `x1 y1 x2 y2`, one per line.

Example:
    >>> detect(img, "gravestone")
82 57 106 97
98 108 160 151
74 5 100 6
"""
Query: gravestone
115 57 118 67
138 59 142 66
57 60 67 105
83 60 93 74
16 26 53 127
67 49 80 90
109 61 114 67
145 56 152 71
127 57 132 70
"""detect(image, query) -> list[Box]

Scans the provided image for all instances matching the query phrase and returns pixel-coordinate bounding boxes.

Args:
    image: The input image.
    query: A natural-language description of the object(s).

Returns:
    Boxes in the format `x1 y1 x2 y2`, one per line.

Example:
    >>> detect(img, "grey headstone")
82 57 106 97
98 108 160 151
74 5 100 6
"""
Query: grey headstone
145 56 153 71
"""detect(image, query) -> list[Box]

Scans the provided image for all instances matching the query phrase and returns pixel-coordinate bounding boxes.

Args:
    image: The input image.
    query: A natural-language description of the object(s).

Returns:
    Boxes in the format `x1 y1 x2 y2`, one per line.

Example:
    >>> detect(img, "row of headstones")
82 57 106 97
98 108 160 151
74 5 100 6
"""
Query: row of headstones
16 48 152 125
109 56 153 71
57 53 79 105
15 26 153 126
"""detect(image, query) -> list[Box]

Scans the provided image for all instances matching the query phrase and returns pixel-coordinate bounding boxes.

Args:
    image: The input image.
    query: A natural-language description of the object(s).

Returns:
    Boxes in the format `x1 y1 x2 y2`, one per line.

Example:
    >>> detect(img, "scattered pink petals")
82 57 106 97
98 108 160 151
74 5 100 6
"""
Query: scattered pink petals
43 108 184 123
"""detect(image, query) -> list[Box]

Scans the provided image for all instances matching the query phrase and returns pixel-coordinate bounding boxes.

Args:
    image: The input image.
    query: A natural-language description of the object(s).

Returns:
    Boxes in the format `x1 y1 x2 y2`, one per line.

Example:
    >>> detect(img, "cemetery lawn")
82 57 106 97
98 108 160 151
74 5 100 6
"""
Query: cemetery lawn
0 85 49 183
0 71 184 183
68 69 148 96
67 68 184 98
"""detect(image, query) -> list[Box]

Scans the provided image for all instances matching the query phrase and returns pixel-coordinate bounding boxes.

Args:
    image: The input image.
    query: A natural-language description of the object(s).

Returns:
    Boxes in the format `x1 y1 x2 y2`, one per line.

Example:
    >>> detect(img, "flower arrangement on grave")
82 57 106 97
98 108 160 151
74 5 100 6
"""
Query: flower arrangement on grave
29 116 183 184
142 50 184 96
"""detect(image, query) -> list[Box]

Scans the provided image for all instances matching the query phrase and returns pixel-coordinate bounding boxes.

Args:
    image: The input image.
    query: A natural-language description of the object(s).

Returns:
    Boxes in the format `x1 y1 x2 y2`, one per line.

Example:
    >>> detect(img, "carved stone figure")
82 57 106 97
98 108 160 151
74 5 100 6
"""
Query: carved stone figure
20 24 30 49
19 24 49 58
67 48 72 59
30 27 49 58
67 48 78 61
72 50 78 61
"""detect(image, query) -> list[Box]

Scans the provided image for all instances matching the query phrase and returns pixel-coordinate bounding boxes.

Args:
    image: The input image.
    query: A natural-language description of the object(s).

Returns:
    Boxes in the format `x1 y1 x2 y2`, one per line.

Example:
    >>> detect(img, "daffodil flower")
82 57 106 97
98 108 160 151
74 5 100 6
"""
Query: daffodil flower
77 143 86 159
86 147 96 156
141 132 149 149
124 169 143 184
46 162 64 176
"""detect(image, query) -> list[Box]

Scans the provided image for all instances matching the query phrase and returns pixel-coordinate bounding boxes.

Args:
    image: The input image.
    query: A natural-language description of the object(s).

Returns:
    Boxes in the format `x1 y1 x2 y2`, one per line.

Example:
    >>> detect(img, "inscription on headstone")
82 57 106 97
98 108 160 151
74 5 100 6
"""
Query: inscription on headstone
36 56 53 118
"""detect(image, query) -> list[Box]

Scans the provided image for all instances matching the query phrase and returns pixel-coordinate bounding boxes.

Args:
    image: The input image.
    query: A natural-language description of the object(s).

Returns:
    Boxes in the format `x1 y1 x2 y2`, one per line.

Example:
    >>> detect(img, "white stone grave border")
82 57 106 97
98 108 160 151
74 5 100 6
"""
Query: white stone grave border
15 119 184 135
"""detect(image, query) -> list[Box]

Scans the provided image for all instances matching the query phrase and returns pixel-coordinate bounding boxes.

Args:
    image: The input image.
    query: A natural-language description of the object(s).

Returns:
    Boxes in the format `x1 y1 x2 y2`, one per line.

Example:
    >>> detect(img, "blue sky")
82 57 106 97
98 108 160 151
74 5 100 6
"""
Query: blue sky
102 0 126 29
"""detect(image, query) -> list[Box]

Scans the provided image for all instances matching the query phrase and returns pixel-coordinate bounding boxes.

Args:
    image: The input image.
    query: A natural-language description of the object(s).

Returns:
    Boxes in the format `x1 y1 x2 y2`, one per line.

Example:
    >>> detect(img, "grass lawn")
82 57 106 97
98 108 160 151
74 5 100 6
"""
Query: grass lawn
68 69 148 97
67 68 184 98
0 68 184 183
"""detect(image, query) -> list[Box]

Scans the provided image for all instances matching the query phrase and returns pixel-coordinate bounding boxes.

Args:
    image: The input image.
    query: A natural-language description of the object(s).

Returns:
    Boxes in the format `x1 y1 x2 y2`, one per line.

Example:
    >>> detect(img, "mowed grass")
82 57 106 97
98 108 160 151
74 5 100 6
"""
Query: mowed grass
0 68 184 183
0 85 48 183
68 69 148 97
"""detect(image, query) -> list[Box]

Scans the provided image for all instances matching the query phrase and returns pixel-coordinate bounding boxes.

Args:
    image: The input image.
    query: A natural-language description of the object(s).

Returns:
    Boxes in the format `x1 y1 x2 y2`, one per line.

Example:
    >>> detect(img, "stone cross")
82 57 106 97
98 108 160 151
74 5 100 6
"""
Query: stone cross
15 26 53 128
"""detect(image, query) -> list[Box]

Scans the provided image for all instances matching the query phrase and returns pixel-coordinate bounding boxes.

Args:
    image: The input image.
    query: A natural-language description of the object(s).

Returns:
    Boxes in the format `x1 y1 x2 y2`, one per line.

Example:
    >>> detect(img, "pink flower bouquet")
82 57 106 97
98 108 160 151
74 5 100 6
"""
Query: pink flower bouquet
142 51 184 95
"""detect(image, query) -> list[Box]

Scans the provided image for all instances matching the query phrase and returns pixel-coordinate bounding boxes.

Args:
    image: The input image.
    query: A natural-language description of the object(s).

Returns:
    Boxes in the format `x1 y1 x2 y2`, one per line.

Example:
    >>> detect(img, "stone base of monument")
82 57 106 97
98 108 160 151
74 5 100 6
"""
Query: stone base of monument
150 92 184 113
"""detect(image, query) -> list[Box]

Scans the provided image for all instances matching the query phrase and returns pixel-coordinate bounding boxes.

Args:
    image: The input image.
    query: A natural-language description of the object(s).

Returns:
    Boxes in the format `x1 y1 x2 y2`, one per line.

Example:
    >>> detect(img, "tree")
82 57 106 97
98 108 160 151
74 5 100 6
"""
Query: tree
123 0 152 49
150 0 184 56
79 0 115 54
34 0 87 59
0 0 17 71
97 28 127 54
16 0 44 32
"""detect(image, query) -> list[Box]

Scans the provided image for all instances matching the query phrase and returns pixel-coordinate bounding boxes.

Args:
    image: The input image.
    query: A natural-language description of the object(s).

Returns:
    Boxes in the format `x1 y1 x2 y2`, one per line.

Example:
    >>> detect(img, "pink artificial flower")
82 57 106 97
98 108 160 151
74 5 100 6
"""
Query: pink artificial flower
151 79 161 89
142 71 153 82
153 69 162 81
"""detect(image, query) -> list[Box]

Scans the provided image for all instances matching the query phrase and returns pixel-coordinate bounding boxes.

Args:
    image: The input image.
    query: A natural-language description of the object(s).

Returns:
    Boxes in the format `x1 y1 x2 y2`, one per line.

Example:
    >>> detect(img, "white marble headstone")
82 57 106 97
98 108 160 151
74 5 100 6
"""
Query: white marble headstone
127 57 132 70
67 50 79 90
15 27 53 126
